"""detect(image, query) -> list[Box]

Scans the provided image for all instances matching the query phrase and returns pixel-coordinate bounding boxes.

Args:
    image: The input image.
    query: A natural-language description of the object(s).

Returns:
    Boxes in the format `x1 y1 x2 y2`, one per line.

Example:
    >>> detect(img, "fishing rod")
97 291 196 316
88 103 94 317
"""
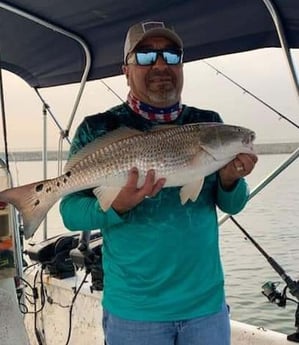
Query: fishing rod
203 61 299 130
100 80 125 103
229 215 299 342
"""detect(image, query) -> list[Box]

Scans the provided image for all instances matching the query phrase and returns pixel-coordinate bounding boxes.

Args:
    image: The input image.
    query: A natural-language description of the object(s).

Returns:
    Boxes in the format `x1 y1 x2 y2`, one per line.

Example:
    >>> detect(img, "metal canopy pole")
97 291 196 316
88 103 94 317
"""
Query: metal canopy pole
262 0 299 98
0 55 9 170
0 1 92 132
0 2 92 239
219 0 299 227
219 147 299 225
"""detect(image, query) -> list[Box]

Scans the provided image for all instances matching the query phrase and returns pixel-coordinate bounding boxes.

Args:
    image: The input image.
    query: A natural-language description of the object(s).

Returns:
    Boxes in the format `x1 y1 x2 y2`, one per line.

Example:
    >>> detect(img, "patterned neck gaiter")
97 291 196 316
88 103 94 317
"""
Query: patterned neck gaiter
127 93 182 123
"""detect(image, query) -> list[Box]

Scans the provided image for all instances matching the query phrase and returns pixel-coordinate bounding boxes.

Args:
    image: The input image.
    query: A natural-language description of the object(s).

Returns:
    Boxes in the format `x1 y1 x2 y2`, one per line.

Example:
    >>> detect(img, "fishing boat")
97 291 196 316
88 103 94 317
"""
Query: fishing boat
0 0 299 344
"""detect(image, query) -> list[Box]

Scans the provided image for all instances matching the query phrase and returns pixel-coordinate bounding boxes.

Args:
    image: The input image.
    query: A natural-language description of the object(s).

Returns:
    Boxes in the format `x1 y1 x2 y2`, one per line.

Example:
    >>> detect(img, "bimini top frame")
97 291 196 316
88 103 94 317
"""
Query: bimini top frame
0 0 298 237
0 0 299 88
0 0 298 139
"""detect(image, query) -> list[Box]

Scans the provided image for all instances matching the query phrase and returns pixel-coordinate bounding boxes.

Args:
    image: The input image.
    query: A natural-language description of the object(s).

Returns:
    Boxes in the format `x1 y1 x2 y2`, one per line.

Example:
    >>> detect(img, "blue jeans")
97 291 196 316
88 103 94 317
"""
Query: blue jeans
102 303 230 345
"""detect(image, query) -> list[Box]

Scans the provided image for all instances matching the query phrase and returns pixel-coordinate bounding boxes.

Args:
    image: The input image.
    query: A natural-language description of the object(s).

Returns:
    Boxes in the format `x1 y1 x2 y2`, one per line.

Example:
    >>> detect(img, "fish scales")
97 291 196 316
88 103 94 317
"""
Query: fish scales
68 127 197 185
0 123 255 239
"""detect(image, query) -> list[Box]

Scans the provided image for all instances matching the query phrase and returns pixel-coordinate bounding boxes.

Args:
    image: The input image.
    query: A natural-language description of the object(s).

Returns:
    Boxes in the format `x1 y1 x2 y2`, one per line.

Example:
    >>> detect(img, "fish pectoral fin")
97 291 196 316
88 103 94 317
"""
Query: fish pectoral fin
179 179 204 205
93 186 122 212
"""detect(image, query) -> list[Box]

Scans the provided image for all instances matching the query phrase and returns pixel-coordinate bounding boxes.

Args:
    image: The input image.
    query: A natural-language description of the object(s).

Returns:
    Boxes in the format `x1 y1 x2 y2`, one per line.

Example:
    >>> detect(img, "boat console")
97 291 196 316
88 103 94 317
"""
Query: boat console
26 231 103 287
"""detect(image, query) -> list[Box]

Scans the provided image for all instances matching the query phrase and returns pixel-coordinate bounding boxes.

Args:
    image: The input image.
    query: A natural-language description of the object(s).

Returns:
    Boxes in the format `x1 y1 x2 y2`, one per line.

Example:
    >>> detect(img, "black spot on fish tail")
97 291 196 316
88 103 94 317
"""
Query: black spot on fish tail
36 184 44 192
56 182 60 187
63 171 72 183
34 200 40 207
46 187 52 193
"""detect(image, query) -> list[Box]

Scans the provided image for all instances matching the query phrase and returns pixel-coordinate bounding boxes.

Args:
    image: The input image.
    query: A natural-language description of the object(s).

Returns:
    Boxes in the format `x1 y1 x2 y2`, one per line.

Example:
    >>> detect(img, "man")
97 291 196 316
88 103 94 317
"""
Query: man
60 20 257 345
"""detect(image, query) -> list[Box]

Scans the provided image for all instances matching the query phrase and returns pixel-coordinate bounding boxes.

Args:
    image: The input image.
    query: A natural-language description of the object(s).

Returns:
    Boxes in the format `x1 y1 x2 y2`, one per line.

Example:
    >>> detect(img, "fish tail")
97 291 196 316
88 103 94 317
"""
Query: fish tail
0 182 59 239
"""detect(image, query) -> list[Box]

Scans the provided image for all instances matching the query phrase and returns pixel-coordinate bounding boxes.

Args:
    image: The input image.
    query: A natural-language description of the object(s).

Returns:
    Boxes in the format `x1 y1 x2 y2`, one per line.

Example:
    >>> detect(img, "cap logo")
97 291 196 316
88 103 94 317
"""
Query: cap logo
141 21 166 33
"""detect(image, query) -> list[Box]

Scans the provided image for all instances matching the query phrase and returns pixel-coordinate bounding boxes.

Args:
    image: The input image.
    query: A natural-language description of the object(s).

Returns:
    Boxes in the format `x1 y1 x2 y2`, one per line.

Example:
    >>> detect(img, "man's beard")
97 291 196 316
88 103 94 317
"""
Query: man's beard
147 87 177 105
146 70 178 105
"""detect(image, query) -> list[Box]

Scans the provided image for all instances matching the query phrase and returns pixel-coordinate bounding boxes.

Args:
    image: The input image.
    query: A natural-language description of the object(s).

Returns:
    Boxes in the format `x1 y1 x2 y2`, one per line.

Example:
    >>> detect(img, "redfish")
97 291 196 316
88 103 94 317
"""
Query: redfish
0 123 255 239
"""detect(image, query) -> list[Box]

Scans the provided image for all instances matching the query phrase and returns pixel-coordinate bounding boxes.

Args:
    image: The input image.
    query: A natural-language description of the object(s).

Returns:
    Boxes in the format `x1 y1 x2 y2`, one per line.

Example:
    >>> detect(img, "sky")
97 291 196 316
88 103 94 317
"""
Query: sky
0 47 299 152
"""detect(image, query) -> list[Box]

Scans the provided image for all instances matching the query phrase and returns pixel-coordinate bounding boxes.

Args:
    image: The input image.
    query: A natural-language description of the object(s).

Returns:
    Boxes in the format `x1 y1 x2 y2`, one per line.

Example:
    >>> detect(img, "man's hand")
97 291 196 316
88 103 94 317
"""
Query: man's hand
219 153 258 190
112 168 166 214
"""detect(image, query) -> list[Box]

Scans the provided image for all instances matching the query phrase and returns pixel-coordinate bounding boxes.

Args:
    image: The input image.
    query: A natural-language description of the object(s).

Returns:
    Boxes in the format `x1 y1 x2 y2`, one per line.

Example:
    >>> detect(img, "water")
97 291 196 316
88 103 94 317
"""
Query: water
7 154 299 335
221 154 299 335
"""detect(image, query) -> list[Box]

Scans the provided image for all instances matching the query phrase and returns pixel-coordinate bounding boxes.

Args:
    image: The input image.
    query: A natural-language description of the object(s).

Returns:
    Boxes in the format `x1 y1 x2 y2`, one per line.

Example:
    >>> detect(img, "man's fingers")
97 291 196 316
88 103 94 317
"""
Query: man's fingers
125 168 166 199
126 167 139 188
139 169 156 197
237 153 258 172
151 178 167 197
231 153 258 176
237 153 258 165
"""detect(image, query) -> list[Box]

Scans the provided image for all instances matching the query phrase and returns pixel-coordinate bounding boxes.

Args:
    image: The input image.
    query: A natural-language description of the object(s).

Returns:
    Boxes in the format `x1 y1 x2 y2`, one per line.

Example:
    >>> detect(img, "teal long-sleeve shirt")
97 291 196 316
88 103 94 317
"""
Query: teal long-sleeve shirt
60 103 250 321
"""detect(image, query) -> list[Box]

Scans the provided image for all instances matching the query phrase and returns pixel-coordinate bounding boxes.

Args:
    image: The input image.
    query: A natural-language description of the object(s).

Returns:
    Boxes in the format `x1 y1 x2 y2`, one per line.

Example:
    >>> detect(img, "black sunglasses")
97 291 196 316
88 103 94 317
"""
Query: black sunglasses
127 49 183 66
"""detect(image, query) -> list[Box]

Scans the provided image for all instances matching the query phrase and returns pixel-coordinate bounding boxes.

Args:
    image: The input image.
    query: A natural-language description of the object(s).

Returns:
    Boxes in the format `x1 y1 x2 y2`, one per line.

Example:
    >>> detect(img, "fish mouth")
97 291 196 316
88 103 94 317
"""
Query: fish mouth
240 132 256 153
242 131 256 146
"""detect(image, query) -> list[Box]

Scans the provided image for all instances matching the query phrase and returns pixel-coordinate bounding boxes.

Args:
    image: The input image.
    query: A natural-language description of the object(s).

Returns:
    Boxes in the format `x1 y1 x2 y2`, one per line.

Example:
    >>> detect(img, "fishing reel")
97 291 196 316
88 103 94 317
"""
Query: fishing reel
262 281 286 307
261 280 299 342
229 216 299 342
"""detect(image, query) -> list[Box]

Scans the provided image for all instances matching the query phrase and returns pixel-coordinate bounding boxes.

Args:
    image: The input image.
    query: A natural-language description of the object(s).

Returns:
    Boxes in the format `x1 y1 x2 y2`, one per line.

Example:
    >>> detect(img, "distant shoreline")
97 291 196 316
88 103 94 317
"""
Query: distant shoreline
0 142 298 161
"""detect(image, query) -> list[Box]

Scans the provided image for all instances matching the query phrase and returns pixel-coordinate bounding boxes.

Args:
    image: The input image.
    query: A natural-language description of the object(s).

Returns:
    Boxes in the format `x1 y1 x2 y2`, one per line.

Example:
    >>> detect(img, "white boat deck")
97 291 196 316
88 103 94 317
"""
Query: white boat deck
18 272 294 345
0 278 30 345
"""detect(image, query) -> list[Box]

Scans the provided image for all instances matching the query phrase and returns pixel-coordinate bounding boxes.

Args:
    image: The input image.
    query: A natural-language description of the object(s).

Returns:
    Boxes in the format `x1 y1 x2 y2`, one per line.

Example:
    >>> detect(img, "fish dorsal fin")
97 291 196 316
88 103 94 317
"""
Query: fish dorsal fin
64 126 142 171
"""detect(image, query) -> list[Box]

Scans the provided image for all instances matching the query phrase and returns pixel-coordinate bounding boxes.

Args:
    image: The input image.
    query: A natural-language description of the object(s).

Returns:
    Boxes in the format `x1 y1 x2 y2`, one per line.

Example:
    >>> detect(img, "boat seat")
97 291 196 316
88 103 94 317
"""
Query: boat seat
0 279 30 345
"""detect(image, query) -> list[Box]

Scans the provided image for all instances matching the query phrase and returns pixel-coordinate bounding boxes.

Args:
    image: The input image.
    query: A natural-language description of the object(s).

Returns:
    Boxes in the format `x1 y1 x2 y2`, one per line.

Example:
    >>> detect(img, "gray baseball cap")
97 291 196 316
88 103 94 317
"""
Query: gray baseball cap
124 21 183 63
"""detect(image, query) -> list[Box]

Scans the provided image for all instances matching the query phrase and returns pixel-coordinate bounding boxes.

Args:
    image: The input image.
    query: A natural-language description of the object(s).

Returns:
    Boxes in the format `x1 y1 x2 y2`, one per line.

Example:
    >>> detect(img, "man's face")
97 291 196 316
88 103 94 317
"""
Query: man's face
123 36 184 108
